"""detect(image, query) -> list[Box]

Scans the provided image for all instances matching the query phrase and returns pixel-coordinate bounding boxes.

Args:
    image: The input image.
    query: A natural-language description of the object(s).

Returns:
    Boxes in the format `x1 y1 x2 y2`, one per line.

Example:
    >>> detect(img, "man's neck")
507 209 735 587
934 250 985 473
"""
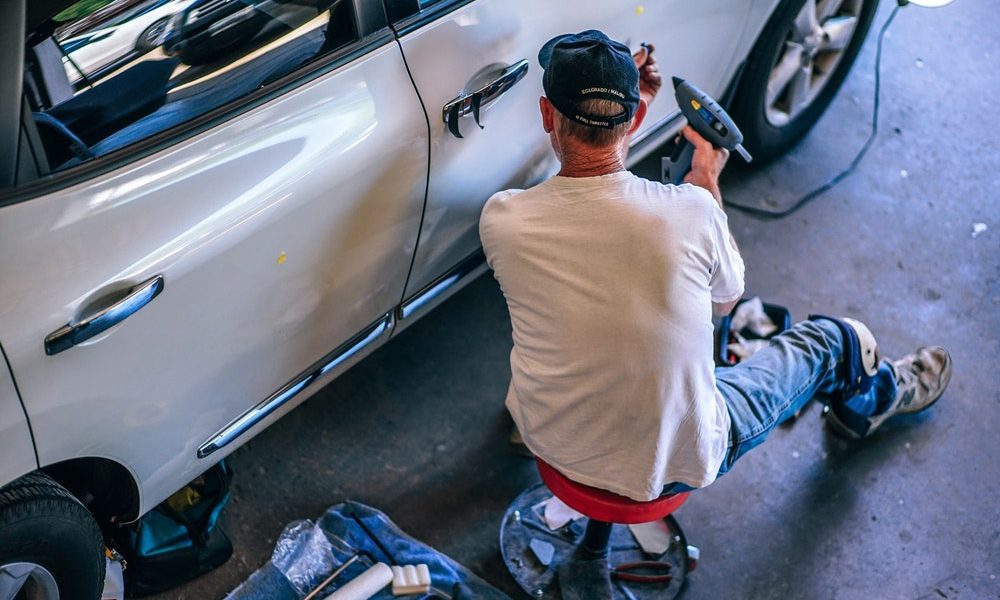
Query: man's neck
557 146 626 178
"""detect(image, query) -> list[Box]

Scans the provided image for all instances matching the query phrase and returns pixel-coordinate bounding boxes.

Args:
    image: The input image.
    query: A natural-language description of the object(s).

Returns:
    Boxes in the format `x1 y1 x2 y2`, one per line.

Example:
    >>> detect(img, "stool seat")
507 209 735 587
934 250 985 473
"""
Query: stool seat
536 458 689 525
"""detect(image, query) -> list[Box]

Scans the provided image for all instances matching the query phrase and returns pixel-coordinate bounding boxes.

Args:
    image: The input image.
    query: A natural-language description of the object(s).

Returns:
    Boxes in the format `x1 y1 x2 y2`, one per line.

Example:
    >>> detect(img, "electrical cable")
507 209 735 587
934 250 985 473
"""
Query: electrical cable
724 4 901 220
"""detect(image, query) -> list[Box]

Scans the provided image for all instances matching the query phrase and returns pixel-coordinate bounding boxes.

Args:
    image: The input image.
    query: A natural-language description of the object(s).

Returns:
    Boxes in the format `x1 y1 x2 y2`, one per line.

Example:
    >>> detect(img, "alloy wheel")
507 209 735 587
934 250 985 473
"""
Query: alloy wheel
0 563 59 600
765 0 864 126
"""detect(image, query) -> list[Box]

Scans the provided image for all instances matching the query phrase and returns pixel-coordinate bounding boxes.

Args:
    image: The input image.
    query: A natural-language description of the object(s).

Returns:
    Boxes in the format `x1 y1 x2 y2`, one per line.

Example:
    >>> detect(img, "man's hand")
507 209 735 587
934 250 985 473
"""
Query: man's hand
632 43 662 105
681 125 729 206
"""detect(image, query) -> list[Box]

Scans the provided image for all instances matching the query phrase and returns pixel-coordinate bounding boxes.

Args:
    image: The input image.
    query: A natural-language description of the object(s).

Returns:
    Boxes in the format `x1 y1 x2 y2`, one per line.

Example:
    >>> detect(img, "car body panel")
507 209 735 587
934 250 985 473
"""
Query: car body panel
0 347 38 486
395 0 753 299
0 39 427 514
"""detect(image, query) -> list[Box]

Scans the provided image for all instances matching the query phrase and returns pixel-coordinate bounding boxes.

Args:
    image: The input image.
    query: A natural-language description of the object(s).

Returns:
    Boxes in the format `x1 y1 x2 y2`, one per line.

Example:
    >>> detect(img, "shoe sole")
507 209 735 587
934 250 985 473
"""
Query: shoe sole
824 408 863 440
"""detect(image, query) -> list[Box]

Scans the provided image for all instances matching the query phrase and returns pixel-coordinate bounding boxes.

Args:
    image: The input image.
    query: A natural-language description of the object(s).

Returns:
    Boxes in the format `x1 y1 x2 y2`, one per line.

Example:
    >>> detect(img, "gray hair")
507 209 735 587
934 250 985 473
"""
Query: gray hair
555 98 631 147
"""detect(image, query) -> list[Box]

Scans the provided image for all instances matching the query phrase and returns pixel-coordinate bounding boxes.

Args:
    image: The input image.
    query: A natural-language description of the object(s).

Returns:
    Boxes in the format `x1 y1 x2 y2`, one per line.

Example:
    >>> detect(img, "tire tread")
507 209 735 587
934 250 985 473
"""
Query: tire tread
0 472 106 599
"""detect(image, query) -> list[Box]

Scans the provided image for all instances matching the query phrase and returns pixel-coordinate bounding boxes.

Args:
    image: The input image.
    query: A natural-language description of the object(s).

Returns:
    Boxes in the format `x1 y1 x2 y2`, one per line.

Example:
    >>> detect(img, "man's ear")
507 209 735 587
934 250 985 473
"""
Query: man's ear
627 99 648 136
540 96 555 134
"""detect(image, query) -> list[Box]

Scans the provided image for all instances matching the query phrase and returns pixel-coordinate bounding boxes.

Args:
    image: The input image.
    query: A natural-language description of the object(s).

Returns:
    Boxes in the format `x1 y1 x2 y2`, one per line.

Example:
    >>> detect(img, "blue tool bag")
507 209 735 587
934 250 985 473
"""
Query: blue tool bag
111 461 233 597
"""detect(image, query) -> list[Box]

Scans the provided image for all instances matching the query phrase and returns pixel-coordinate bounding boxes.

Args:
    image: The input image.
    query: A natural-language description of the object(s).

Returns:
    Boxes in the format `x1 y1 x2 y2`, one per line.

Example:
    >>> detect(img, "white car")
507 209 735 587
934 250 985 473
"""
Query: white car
59 0 196 84
0 0 877 595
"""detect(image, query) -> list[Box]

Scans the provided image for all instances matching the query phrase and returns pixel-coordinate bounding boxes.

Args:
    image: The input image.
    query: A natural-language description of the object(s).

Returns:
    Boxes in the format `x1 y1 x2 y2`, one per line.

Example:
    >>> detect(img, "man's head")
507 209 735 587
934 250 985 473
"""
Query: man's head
538 30 647 158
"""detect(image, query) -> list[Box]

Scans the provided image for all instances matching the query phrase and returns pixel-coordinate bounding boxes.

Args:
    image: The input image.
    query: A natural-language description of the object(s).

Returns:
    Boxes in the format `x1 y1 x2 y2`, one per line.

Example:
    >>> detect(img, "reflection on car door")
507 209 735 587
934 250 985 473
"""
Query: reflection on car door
392 0 750 311
0 37 427 513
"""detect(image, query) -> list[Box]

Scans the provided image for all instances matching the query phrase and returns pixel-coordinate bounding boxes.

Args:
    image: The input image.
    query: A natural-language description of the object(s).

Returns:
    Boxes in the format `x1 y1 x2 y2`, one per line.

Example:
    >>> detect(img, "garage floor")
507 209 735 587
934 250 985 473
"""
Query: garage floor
155 2 998 598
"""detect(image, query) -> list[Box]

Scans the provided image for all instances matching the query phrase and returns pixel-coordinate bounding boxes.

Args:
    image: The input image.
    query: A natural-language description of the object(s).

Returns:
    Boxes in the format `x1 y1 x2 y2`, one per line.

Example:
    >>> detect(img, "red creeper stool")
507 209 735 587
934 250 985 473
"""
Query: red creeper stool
500 458 697 599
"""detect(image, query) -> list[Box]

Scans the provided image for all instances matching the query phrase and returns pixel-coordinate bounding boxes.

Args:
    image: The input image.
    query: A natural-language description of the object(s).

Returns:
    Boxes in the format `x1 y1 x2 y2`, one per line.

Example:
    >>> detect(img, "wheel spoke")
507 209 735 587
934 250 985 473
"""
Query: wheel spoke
820 16 858 51
787 64 814 116
0 563 59 600
0 567 30 600
817 0 846 22
793 0 820 38
767 42 805 106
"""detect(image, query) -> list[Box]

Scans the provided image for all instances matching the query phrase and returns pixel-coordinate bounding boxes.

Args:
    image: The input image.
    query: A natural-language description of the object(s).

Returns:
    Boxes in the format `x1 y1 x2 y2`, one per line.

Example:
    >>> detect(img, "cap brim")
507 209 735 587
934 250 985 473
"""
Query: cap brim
538 34 573 69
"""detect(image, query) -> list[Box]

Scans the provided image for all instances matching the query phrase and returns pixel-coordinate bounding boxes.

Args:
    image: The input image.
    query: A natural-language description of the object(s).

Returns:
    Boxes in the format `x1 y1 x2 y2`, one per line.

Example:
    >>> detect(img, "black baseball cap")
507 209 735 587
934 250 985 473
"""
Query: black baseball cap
538 30 640 129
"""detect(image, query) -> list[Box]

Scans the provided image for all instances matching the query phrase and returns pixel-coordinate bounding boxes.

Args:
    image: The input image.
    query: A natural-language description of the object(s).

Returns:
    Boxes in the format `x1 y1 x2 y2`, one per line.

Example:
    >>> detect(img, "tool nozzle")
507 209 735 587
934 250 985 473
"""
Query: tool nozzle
735 143 753 163
671 76 685 89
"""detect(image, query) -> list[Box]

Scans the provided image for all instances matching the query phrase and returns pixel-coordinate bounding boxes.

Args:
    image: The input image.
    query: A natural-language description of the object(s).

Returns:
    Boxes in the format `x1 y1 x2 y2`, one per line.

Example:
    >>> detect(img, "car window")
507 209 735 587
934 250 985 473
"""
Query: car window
19 0 361 180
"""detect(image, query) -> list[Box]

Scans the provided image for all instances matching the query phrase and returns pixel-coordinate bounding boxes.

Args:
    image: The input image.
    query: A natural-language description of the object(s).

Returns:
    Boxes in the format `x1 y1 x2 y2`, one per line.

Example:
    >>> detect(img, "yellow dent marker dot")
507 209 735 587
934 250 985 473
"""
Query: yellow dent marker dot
276 252 287 265
636 5 645 16
691 99 702 110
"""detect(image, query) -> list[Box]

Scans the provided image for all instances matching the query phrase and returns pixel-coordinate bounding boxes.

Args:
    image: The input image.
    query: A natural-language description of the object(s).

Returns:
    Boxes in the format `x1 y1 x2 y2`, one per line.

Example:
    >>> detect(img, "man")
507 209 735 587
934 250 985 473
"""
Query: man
479 30 952 502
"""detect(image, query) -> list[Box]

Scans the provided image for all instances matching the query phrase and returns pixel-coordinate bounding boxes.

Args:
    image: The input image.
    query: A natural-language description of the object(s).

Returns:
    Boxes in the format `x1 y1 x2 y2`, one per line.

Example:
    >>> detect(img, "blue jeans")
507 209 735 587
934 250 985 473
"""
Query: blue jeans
663 319 898 494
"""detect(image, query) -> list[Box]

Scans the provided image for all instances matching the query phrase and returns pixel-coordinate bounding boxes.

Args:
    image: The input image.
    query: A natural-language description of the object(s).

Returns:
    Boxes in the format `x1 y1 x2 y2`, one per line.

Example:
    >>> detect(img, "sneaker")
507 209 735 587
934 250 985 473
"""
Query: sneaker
509 424 534 458
886 346 952 415
827 346 952 439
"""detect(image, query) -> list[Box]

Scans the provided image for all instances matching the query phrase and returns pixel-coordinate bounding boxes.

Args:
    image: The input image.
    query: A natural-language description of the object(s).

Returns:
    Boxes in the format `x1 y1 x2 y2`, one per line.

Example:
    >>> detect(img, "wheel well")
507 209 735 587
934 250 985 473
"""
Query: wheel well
42 457 140 524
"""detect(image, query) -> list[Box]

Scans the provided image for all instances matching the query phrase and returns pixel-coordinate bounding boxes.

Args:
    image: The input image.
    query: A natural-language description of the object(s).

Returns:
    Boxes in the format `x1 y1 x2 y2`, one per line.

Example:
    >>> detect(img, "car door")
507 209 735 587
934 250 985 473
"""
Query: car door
0 360 35 487
389 0 750 318
0 0 427 514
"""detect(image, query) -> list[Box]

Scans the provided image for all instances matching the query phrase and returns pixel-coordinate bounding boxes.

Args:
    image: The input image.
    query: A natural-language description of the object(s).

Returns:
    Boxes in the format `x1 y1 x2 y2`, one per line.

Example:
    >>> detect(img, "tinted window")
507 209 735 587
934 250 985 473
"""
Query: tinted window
22 0 359 175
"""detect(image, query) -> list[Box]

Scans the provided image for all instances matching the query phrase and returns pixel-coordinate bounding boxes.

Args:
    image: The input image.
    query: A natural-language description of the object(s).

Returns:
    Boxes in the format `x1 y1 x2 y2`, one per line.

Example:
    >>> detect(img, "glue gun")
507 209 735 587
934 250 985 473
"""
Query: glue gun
662 77 752 185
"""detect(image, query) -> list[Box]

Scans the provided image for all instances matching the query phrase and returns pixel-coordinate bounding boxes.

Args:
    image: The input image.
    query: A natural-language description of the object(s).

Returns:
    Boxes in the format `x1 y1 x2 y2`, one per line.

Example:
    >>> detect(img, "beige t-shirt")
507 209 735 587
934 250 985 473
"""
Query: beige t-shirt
480 171 744 501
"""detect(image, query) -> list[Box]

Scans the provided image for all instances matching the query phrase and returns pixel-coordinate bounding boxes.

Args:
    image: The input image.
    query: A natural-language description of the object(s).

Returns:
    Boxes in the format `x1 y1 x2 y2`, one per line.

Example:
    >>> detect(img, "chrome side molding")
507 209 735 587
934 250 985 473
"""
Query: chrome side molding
626 110 684 168
197 313 392 458
398 251 486 320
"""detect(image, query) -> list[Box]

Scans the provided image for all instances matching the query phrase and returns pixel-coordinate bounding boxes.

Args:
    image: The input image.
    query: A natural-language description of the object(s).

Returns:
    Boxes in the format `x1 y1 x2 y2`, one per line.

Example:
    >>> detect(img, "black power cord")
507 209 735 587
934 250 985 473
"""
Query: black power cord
724 3 901 220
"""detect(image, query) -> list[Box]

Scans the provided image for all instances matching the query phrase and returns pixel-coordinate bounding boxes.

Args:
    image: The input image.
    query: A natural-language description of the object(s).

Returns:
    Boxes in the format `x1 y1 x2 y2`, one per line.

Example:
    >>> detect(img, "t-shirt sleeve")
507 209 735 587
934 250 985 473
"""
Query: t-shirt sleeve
708 203 745 303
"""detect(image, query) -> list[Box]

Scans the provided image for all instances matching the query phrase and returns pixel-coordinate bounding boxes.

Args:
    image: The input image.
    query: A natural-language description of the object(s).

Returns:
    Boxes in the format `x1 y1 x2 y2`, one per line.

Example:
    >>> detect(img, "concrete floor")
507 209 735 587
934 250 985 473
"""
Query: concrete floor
157 1 998 598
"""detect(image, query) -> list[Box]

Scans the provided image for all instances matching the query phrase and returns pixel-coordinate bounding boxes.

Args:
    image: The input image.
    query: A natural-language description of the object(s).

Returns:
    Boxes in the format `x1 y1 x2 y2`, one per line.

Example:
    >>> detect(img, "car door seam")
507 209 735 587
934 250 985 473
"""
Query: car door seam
382 2 433 320
0 340 40 469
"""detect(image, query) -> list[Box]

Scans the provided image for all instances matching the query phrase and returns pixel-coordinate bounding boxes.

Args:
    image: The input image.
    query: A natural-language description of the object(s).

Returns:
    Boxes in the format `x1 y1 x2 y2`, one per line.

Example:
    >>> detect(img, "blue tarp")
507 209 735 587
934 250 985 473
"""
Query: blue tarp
226 501 509 600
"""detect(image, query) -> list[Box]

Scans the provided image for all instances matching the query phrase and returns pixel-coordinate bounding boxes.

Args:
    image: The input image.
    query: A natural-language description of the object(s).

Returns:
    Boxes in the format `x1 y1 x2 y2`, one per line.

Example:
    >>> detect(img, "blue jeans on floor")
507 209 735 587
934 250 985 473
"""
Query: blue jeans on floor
663 319 898 495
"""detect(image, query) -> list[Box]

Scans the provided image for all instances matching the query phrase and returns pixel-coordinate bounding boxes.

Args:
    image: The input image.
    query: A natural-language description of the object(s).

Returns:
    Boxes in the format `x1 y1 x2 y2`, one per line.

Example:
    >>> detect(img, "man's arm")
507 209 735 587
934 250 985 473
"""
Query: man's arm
679 126 744 315
681 125 729 207
713 299 739 317
681 125 739 252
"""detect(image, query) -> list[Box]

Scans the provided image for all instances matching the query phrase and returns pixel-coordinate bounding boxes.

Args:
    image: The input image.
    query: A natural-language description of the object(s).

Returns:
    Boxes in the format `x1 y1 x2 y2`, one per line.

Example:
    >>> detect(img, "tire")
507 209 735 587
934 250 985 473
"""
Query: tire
730 0 879 165
0 472 105 600
135 17 170 53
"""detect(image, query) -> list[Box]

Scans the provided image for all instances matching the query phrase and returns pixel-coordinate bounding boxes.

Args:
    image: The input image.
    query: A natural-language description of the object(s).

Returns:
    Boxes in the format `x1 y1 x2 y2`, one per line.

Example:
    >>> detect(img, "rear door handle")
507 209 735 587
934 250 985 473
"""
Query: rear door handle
443 59 529 138
45 275 164 356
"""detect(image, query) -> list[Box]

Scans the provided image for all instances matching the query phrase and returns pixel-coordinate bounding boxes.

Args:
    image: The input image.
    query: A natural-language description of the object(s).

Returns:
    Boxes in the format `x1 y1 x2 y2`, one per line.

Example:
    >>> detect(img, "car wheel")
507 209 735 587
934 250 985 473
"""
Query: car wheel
0 472 105 599
136 17 171 53
730 0 879 164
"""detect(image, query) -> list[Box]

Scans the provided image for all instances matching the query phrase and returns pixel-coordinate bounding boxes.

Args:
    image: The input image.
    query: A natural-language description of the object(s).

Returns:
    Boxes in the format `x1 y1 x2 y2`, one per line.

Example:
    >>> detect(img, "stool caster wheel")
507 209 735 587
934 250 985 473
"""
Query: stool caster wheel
686 544 699 572
501 484 692 600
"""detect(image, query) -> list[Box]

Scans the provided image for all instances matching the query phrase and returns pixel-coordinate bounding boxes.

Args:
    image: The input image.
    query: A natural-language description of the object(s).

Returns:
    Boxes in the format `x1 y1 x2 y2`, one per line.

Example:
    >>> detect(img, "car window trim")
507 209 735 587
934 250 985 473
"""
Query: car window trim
385 0 476 37
0 0 26 188
0 17 395 207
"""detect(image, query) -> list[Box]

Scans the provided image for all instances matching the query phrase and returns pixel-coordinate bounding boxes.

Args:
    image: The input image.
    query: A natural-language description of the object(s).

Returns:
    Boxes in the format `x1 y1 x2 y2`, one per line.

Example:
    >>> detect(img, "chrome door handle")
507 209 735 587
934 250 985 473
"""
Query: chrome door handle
45 275 164 356
443 59 529 138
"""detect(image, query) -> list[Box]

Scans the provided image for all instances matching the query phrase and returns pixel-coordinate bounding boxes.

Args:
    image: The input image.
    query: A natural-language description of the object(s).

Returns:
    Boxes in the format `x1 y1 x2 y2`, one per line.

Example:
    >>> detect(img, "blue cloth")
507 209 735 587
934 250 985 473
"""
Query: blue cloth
663 319 897 494
226 501 509 600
